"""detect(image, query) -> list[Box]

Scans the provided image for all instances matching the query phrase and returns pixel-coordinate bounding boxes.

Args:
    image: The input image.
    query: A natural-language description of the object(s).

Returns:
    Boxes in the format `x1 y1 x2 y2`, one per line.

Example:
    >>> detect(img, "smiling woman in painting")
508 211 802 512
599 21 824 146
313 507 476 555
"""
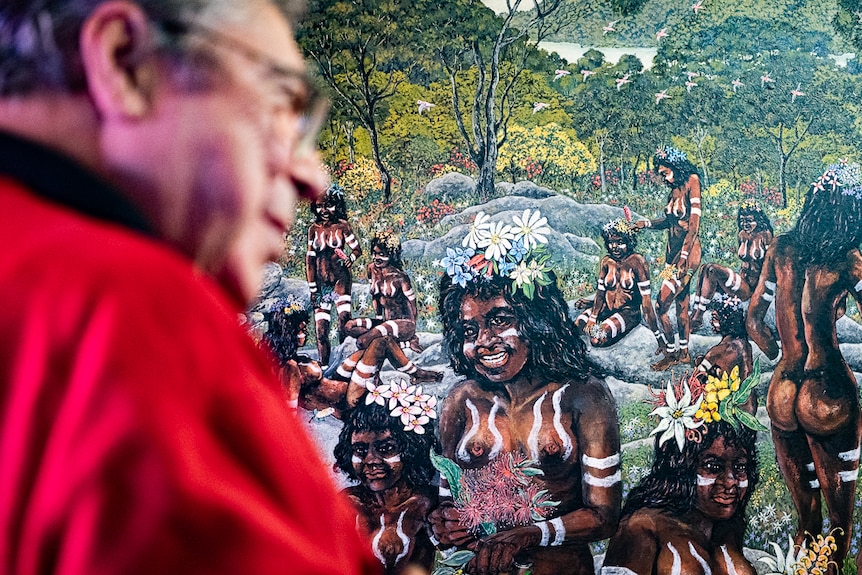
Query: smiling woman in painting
601 373 762 575
636 146 703 371
428 210 621 575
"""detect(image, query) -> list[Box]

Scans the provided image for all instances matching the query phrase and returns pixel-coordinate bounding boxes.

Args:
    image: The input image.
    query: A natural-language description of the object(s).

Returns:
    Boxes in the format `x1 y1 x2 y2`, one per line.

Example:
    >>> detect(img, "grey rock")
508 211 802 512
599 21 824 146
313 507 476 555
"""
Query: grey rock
512 180 555 198
422 172 475 202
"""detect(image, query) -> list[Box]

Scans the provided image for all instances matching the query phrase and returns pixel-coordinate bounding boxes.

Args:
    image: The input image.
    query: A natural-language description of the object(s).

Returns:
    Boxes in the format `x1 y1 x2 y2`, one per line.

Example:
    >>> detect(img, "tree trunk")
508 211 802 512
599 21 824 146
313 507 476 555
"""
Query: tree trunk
778 153 788 208
476 155 496 201
368 124 392 204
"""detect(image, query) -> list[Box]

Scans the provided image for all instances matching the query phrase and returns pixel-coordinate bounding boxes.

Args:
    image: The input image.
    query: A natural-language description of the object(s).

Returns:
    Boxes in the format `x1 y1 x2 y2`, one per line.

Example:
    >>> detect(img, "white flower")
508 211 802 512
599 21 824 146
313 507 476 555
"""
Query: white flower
403 414 430 434
418 396 438 419
649 381 703 451
757 535 806 575
387 377 416 410
462 211 492 250
365 381 391 406
512 209 551 249
510 261 531 288
391 404 422 424
483 220 515 262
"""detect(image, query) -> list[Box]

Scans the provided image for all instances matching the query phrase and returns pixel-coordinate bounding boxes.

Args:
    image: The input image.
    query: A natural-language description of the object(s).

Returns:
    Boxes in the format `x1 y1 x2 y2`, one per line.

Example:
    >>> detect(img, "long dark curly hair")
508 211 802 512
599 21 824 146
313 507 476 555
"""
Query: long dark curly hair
261 304 309 366
738 203 773 235
623 420 758 542
313 184 349 222
794 182 862 268
334 401 438 489
438 272 597 383
653 150 701 188
708 295 747 338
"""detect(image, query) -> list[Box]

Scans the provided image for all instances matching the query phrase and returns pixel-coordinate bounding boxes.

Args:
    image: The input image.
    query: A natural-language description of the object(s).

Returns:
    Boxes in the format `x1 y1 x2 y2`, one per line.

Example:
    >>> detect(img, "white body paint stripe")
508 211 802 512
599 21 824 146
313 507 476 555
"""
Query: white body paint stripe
765 280 776 291
584 470 622 487
696 474 716 486
690 542 712 575
315 311 330 321
601 568 639 575
394 511 410 565
738 479 749 488
720 545 740 575
352 455 362 464
536 521 550 546
582 453 620 470
337 303 351 313
613 313 626 333
691 207 702 216
667 542 682 575
457 400 481 463
761 293 774 302
806 462 815 471
856 279 862 293
387 321 400 338
488 397 504 460
497 328 520 338
528 392 548 461
552 384 573 460
550 517 565 546
839 447 861 461
338 294 352 303
840 470 858 482
690 197 701 204
439 487 451 497
638 280 651 287
809 479 820 489
372 515 387 566
384 456 401 464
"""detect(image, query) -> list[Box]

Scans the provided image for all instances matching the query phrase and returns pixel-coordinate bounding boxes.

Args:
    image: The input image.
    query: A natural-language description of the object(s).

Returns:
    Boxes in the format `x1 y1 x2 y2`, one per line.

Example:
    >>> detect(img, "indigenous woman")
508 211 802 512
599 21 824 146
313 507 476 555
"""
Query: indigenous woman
429 210 621 575
575 218 659 347
259 295 438 417
693 294 756 415
601 373 762 575
306 183 361 366
346 229 423 353
636 147 703 370
690 201 773 329
334 393 439 575
747 162 862 574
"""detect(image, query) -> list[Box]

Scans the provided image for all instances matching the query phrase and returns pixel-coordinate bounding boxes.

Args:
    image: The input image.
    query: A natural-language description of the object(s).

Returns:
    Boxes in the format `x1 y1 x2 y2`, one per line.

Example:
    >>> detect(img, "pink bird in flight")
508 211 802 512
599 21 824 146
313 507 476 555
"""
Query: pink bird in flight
731 78 744 92
791 83 805 102
656 28 669 40
602 20 619 35
581 69 595 81
655 89 671 104
760 73 774 88
553 69 571 81
532 102 549 113
691 1 704 14
417 100 435 114
615 73 632 91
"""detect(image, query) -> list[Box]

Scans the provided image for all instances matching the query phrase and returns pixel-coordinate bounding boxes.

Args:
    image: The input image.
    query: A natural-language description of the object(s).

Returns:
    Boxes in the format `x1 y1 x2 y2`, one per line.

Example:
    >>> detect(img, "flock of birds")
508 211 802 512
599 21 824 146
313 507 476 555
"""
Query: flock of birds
416 1 807 115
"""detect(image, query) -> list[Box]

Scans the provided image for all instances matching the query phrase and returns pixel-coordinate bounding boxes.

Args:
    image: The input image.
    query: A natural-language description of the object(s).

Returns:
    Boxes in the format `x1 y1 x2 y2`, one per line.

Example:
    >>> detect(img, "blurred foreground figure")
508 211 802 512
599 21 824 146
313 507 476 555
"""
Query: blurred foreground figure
0 1 378 573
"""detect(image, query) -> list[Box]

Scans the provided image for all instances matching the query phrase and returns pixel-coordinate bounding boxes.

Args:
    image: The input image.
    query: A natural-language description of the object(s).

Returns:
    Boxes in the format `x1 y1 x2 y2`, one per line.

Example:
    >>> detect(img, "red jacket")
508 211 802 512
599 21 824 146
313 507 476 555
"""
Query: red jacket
0 133 380 575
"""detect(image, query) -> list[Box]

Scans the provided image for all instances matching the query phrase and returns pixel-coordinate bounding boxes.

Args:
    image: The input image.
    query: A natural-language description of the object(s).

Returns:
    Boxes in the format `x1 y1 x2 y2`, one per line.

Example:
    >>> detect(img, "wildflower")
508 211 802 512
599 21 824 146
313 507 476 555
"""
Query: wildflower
365 381 390 406
403 414 430 434
650 380 703 451
512 209 550 249
483 221 515 262
462 211 492 249
509 262 532 289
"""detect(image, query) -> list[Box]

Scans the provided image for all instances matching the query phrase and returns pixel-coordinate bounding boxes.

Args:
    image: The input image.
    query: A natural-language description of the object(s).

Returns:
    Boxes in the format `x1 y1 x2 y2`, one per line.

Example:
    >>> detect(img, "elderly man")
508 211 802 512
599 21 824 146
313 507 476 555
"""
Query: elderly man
0 1 378 574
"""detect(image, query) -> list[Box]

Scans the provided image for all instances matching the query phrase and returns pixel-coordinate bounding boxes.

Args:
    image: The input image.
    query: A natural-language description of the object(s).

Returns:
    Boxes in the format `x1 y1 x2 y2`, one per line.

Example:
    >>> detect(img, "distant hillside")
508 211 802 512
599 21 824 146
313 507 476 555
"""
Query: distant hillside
516 0 846 51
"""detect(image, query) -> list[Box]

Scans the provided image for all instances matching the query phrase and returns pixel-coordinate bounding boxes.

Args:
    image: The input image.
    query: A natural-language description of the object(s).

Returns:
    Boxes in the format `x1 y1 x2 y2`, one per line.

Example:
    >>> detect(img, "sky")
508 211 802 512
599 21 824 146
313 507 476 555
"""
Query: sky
479 0 533 14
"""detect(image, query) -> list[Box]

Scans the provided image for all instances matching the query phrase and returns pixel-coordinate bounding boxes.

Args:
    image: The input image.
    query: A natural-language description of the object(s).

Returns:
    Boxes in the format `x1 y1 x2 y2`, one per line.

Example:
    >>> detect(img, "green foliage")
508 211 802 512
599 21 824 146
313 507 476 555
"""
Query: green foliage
497 123 597 189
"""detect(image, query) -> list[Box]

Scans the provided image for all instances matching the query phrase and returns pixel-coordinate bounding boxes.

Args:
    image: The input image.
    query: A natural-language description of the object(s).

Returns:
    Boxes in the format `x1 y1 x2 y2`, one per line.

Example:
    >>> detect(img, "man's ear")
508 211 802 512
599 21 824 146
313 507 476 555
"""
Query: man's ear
78 1 158 120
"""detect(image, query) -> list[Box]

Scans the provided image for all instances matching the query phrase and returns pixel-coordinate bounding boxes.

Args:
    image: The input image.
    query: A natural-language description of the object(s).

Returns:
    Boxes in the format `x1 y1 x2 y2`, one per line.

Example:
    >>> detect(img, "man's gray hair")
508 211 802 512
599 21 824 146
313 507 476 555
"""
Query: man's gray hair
0 0 305 96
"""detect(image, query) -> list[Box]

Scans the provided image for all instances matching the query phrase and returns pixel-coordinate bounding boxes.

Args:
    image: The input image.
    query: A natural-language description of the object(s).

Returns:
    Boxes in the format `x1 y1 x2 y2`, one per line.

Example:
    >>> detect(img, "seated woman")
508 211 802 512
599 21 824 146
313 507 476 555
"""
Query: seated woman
334 393 439 575
429 209 621 575
259 295 439 417
575 218 659 347
690 201 773 329
601 373 762 575
693 294 756 414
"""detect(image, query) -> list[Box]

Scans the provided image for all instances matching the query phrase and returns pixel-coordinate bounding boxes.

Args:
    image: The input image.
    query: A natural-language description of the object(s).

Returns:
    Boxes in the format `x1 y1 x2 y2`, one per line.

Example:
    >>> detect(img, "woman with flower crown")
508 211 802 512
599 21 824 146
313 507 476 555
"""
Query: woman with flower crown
575 217 659 347
635 147 703 370
307 183 362 366
690 201 773 329
428 209 621 575
601 372 763 575
334 384 439 575
345 229 425 355
259 295 438 416
747 162 862 574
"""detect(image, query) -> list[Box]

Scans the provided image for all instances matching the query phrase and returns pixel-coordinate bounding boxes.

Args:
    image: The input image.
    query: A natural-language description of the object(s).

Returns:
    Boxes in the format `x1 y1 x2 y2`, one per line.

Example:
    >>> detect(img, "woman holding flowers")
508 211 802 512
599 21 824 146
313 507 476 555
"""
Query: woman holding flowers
601 372 763 575
636 147 703 370
429 210 622 575
306 183 362 366
334 389 439 575
575 217 659 347
690 201 773 329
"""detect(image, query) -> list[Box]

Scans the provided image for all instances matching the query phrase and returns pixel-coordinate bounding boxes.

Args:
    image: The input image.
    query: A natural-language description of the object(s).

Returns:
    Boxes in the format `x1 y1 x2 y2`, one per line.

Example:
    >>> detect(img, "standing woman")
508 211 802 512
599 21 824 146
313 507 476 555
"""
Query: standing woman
306 184 362 366
346 229 423 353
429 210 621 575
690 201 773 329
636 147 703 371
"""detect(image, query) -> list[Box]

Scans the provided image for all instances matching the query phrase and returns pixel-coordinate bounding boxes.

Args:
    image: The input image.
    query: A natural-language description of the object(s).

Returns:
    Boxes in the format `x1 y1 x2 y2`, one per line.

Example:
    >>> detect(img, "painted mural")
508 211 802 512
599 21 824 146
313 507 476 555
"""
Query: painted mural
246 0 862 573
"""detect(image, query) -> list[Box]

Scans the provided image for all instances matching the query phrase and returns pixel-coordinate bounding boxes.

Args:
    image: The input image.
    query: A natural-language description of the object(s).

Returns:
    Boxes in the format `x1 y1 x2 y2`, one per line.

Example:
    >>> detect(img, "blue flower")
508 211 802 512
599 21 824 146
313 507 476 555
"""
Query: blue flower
509 238 528 263
452 267 474 288
498 259 516 276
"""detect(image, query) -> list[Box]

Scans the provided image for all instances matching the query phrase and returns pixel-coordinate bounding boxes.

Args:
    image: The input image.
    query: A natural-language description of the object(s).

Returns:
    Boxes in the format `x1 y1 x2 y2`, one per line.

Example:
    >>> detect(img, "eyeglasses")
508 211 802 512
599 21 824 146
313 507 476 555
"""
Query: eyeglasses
155 18 329 155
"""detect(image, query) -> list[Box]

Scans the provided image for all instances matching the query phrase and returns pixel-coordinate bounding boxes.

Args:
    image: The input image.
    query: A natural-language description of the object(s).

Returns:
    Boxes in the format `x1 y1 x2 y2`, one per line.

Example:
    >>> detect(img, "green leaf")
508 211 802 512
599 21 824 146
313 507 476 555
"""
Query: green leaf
431 566 456 575
430 450 464 502
480 522 497 536
735 409 769 433
523 281 535 300
439 550 475 568
734 359 761 404
520 467 545 477
718 400 740 432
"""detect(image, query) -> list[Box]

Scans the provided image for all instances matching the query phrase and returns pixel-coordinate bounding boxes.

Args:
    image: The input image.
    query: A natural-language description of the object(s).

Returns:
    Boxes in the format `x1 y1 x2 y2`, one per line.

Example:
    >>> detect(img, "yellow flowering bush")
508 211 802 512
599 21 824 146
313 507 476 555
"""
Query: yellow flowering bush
696 366 741 423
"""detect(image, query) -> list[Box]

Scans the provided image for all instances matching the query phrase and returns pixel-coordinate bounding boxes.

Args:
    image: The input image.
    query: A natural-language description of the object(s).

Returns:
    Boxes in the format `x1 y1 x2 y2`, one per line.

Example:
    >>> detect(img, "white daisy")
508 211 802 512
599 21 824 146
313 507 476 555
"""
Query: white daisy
512 209 551 249
509 261 532 288
462 211 492 250
483 220 515 262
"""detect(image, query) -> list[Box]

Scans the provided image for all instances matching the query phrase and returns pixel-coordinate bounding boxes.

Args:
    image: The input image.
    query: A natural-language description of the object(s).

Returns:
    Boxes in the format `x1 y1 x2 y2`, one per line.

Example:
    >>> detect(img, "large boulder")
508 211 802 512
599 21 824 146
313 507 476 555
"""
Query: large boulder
422 172 475 203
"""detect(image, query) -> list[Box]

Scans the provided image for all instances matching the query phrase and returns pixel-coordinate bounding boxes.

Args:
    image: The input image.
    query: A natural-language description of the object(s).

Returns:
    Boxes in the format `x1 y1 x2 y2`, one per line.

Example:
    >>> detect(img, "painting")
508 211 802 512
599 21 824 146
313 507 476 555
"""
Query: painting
247 0 862 573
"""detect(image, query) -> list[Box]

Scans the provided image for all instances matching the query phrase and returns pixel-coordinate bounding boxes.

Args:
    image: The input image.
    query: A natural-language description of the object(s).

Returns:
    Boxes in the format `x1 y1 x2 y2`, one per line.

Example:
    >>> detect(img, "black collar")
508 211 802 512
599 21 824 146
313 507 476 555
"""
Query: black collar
0 130 153 235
